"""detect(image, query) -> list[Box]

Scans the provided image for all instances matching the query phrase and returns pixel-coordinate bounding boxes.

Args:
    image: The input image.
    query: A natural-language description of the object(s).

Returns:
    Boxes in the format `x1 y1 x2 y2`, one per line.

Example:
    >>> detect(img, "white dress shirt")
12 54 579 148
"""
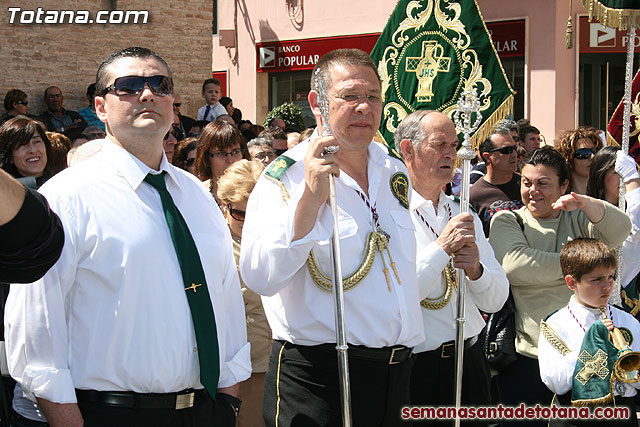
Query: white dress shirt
197 103 227 122
239 140 424 348
5 139 251 405
538 296 640 397
622 187 640 287
411 190 509 353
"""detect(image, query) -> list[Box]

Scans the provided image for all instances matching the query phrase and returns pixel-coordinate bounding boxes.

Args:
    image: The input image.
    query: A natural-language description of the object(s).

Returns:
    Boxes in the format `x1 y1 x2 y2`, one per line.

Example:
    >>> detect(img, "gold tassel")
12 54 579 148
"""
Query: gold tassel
566 0 574 49
379 251 392 292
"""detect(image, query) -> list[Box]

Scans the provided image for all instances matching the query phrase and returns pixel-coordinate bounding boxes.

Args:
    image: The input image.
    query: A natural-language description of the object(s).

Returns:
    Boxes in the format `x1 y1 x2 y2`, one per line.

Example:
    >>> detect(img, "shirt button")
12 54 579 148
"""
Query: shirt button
193 347 198 353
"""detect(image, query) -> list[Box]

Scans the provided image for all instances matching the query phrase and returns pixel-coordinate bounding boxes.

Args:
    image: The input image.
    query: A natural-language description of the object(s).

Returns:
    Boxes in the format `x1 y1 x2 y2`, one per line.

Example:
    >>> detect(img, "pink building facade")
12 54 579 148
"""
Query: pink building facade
212 0 639 142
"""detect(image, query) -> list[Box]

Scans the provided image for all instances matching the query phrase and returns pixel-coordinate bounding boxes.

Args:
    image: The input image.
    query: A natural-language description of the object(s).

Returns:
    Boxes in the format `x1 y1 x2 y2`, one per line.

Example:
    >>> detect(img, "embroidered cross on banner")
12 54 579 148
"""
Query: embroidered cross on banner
575 349 609 386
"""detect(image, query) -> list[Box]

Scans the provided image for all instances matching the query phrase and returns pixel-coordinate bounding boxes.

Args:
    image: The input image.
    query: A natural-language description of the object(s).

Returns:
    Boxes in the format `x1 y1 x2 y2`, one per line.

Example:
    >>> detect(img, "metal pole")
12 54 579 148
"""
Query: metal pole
452 92 482 427
315 69 352 427
613 26 636 306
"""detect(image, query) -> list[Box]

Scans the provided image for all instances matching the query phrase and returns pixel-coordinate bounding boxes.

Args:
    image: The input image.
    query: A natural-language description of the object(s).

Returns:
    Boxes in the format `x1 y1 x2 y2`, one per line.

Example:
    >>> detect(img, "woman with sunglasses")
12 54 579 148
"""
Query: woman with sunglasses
555 126 603 195
488 147 631 425
194 120 250 206
587 146 640 316
172 137 198 175
216 159 269 427
1 89 29 124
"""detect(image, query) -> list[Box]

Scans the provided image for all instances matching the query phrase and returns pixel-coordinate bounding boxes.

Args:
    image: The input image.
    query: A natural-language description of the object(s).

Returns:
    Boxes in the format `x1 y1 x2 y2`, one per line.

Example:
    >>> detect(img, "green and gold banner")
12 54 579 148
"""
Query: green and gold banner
571 320 617 407
370 0 515 151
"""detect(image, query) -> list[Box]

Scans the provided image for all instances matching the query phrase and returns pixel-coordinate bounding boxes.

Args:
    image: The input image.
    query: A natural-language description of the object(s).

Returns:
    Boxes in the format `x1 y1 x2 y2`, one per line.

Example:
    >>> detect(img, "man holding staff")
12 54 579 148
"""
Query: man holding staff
396 110 508 425
240 48 424 426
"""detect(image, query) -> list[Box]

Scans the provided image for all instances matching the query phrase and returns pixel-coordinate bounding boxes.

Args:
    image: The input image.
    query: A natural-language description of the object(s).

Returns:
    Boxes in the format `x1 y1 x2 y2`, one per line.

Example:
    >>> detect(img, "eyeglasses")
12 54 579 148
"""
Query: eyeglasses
330 93 382 105
228 205 246 221
46 93 62 99
101 75 174 97
185 157 196 166
573 147 595 159
173 103 181 108
253 151 276 160
488 145 516 155
209 148 243 160
512 135 520 142
17 100 28 106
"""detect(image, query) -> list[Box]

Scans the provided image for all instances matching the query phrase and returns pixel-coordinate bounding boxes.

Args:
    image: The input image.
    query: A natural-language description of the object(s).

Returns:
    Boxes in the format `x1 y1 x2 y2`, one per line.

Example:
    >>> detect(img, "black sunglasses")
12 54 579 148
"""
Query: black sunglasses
101 75 173 97
173 103 181 107
229 205 246 222
488 145 516 155
17 100 28 106
185 157 195 166
573 147 595 159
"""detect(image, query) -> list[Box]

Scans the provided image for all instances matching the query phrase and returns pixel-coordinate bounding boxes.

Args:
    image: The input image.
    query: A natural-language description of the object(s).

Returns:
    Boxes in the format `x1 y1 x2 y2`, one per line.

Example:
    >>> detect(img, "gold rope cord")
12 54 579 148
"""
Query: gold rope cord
307 231 386 292
621 290 640 316
582 0 640 31
420 263 456 310
540 321 573 356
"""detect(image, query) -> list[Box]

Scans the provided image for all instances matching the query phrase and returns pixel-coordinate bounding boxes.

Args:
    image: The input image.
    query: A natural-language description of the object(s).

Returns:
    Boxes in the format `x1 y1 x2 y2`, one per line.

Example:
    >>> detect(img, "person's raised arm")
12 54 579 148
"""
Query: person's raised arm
0 167 26 226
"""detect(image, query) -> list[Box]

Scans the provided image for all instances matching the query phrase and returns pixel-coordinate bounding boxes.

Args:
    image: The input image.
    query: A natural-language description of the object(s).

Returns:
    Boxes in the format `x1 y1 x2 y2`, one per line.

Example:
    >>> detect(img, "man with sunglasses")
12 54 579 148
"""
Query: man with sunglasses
240 49 424 426
172 93 195 140
469 128 525 237
396 111 508 422
5 47 250 427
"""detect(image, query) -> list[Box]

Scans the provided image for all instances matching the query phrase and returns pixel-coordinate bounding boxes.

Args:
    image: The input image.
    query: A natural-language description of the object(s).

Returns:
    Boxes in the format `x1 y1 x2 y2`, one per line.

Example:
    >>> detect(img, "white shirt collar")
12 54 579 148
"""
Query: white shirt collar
101 137 181 191
410 189 448 216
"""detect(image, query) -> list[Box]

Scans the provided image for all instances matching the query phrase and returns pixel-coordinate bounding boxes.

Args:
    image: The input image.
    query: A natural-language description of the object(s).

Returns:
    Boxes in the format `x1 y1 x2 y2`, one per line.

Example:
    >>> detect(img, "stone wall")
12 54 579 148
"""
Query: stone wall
0 1 213 118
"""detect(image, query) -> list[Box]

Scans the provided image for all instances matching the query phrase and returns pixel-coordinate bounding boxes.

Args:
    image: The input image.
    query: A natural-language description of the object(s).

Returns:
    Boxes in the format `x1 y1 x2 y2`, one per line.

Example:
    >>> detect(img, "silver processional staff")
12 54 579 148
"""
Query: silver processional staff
452 90 482 427
315 68 353 427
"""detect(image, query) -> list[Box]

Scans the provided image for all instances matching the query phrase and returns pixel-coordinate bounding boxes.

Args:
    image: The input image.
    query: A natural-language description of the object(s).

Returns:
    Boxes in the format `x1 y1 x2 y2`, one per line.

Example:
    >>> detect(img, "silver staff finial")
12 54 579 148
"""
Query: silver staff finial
315 68 333 138
453 90 482 161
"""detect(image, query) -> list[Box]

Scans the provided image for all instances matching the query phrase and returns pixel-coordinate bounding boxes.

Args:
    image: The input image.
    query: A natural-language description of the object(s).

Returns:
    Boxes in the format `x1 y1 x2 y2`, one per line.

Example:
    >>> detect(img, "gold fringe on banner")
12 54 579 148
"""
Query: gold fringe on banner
581 0 640 31
571 374 615 407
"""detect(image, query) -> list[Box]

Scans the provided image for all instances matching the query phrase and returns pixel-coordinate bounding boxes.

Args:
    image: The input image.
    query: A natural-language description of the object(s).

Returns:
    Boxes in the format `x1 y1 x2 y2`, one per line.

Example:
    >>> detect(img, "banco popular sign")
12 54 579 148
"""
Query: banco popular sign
256 34 380 73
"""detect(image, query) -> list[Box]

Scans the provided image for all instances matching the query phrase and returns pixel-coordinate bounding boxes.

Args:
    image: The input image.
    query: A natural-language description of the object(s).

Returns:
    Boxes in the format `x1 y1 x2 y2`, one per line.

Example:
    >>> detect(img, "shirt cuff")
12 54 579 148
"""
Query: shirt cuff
468 261 491 293
21 365 77 404
218 342 252 389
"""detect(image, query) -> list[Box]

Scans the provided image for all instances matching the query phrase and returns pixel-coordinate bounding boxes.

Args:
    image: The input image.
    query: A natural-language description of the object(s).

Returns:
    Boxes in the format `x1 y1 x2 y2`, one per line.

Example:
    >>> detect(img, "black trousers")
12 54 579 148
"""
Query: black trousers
494 353 553 427
410 339 491 426
263 340 415 427
77 391 235 427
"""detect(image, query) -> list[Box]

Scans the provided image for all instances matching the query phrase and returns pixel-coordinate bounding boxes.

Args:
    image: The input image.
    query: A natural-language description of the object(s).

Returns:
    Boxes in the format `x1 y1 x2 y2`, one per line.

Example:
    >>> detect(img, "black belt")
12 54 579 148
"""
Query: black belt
437 336 478 359
286 341 413 365
75 388 209 410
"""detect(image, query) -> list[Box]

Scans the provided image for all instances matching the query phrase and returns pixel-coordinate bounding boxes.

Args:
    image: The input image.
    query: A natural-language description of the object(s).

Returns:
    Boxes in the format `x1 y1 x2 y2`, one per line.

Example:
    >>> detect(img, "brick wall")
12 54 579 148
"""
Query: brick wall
0 1 213 119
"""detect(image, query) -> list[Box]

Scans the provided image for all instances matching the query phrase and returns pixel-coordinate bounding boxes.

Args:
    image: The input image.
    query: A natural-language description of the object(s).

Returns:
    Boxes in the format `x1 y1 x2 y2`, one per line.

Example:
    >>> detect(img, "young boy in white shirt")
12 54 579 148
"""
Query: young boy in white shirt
538 238 640 426
197 78 226 122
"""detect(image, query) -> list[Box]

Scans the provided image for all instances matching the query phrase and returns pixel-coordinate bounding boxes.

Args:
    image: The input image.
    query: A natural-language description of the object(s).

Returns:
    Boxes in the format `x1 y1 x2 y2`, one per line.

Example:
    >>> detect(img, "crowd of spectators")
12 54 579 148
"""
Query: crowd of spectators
3 63 640 427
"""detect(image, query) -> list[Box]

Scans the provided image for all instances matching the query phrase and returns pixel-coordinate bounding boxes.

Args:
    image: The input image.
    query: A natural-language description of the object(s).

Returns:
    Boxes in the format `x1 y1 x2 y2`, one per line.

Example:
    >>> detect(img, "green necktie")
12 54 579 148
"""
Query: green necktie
144 172 219 400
